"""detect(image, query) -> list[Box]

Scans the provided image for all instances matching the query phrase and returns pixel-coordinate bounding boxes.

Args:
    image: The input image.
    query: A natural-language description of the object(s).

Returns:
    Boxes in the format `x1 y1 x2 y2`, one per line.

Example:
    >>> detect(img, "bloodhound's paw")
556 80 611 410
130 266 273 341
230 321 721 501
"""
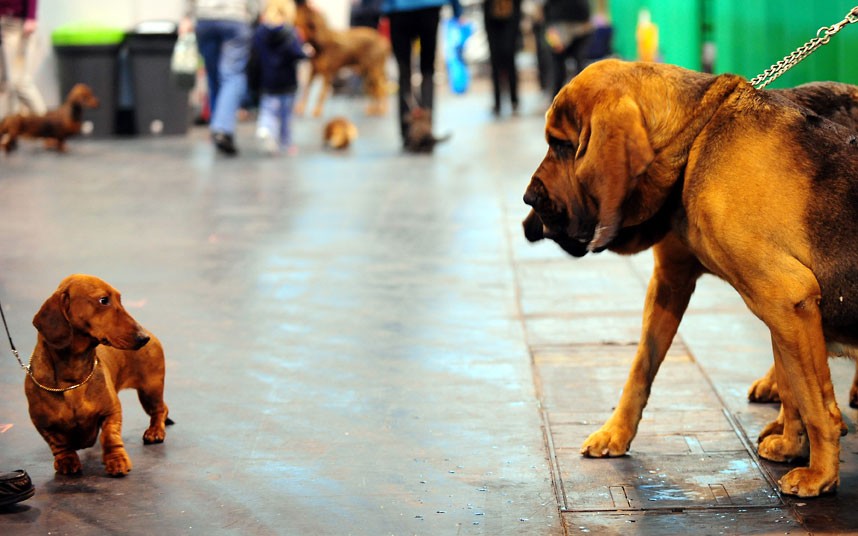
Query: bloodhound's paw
103 450 132 477
779 467 838 497
748 370 780 403
758 433 808 463
851 383 858 409
758 416 785 442
580 426 632 457
54 452 82 475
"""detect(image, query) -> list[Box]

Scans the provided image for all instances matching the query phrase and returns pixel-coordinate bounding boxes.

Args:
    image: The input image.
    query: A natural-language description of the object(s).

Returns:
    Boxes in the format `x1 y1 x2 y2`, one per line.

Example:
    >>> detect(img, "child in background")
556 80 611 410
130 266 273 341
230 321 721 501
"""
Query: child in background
247 0 308 155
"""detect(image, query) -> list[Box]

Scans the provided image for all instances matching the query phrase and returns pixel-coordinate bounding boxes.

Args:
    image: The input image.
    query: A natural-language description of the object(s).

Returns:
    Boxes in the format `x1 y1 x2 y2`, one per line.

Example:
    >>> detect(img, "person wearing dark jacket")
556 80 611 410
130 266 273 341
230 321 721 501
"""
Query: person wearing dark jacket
483 0 521 116
247 0 307 155
543 0 592 97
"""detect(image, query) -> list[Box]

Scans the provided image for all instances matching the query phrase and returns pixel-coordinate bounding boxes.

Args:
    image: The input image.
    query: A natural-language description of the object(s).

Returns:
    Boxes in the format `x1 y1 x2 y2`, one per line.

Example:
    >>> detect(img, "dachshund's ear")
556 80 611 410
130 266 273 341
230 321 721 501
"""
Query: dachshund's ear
33 289 72 349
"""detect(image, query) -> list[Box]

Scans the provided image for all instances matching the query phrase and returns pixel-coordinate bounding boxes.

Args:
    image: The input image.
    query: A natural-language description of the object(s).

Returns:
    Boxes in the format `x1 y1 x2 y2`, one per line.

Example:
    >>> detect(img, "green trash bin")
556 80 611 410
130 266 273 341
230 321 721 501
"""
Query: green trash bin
52 23 126 137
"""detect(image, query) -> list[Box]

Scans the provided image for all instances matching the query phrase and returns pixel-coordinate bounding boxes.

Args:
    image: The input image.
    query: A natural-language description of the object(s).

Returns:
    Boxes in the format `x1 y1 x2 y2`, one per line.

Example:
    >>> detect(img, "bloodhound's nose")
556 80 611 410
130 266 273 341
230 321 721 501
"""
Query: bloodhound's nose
523 177 548 209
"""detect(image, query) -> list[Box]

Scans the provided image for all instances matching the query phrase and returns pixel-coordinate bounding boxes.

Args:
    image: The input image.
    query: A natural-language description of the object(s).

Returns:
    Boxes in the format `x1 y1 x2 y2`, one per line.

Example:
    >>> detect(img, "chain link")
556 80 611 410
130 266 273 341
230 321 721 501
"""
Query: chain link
751 6 858 89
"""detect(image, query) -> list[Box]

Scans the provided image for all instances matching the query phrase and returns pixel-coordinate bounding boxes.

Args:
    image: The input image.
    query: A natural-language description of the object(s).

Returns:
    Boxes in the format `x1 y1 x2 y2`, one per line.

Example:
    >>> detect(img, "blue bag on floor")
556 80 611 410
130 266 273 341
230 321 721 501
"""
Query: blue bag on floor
444 18 473 94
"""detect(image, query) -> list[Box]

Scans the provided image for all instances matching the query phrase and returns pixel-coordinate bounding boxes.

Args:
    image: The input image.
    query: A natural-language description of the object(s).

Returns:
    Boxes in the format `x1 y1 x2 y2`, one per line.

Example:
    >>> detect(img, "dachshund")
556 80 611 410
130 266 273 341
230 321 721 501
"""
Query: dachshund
25 274 170 476
0 83 99 153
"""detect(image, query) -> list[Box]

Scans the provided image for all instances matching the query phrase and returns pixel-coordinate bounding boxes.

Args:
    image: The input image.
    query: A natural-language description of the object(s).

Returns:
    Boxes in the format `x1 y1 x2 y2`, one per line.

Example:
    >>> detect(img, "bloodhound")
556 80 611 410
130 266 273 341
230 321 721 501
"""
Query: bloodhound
522 59 858 497
26 274 171 476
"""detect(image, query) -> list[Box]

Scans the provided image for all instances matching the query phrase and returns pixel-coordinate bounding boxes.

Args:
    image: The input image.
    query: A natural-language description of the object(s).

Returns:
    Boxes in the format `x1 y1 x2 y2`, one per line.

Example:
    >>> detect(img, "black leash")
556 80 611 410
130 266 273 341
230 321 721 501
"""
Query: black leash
0 298 26 370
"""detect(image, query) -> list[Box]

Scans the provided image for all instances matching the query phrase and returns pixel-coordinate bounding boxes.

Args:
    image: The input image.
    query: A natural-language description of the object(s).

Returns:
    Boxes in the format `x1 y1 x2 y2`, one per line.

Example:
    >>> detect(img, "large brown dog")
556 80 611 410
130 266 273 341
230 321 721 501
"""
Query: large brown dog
294 4 390 117
26 275 170 476
0 83 99 153
522 59 858 497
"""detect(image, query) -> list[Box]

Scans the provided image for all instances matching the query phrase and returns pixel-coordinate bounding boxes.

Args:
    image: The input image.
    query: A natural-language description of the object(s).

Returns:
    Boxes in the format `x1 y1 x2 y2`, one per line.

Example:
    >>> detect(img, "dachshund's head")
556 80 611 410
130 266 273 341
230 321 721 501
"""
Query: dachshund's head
33 274 149 351
66 83 100 109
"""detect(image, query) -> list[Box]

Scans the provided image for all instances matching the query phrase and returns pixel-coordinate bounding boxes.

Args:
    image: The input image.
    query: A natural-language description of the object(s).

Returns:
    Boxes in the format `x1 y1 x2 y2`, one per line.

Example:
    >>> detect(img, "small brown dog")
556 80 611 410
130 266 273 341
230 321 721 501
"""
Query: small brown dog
404 107 450 153
323 116 358 149
0 83 99 153
294 4 390 117
25 274 170 476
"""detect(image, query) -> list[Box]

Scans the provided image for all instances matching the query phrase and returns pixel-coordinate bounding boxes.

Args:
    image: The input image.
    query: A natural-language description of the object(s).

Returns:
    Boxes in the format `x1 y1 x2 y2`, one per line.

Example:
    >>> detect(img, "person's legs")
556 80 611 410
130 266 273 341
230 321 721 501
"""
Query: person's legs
194 20 222 114
1 17 46 115
549 49 567 98
209 20 251 138
484 20 503 114
279 93 296 150
500 20 519 111
389 11 415 142
256 92 280 154
414 7 440 113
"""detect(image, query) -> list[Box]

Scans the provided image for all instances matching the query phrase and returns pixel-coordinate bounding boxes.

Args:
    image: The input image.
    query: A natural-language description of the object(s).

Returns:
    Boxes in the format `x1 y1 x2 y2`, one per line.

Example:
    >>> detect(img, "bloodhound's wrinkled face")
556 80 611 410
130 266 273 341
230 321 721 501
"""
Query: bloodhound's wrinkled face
523 64 654 256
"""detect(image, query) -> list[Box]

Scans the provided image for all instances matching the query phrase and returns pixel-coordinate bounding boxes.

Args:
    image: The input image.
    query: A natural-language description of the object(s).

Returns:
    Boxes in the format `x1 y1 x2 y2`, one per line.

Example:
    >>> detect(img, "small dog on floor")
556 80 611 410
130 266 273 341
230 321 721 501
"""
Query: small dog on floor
25 274 171 476
323 117 358 150
0 83 99 154
404 107 451 154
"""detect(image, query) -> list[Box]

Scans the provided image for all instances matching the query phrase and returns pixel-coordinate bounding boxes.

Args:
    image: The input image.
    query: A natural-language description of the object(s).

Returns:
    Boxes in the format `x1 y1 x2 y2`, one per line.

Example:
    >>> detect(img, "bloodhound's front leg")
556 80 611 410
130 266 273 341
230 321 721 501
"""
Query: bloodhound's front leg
581 236 703 457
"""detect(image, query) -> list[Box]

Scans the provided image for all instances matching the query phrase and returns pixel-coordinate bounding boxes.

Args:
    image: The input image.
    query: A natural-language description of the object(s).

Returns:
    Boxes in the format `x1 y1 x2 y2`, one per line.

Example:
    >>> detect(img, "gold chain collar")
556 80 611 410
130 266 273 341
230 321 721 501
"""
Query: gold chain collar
27 355 99 393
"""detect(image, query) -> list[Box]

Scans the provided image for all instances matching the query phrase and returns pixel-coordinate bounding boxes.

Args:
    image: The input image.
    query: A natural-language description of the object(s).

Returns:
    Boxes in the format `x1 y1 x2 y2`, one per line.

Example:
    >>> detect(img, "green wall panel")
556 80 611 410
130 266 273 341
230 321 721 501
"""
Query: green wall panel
608 0 858 85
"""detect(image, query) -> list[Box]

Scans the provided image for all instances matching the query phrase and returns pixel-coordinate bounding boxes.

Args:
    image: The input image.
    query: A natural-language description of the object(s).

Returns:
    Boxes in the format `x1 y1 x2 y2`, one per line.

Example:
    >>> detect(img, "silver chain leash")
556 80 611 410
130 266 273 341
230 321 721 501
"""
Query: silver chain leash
751 6 858 89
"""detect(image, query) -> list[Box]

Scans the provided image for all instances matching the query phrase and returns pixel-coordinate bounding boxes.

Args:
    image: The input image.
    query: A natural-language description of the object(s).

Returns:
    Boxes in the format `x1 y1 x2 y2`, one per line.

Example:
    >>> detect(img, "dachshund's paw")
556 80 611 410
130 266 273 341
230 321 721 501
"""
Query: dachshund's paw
143 426 166 444
850 383 858 409
748 376 780 403
54 452 82 475
103 450 132 476
580 426 632 458
778 467 838 497
758 433 808 463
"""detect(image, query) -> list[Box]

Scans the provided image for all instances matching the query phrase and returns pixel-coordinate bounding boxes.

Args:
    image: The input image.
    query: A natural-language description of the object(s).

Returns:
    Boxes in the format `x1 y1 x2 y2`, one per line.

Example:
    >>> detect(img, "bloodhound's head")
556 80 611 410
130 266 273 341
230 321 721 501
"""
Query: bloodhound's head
523 60 656 256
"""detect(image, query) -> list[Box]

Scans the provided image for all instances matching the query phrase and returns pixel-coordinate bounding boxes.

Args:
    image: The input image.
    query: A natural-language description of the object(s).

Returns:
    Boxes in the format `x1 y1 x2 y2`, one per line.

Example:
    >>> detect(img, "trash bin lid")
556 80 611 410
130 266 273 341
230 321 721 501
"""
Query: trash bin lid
133 21 178 35
51 23 126 46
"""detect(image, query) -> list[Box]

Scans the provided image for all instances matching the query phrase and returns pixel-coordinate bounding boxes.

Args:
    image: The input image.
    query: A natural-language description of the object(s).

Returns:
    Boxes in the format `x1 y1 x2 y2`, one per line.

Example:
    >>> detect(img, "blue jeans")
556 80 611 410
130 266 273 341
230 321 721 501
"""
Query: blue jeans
195 19 252 135
257 93 296 149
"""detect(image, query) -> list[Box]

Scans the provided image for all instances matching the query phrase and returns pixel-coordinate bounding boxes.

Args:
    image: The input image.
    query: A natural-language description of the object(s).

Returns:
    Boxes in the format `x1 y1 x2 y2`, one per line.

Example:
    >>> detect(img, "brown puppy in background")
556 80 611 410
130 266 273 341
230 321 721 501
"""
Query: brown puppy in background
323 116 358 149
0 83 99 153
522 59 858 497
294 4 390 117
26 274 170 476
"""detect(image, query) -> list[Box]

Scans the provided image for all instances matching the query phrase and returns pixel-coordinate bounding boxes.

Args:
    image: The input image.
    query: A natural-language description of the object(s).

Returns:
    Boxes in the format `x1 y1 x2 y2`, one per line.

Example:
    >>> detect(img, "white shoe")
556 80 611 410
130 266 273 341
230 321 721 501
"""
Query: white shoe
256 128 279 155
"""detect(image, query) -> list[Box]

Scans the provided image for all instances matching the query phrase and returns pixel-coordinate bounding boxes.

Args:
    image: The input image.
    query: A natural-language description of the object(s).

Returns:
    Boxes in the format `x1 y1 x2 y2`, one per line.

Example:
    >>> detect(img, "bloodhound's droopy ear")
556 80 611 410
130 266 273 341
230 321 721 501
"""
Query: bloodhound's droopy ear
33 287 73 349
576 95 654 251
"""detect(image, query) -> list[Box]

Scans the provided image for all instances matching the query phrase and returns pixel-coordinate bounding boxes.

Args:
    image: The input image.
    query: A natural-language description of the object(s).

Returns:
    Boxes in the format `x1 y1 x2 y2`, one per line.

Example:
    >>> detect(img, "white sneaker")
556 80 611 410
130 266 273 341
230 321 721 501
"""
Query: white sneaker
256 128 279 155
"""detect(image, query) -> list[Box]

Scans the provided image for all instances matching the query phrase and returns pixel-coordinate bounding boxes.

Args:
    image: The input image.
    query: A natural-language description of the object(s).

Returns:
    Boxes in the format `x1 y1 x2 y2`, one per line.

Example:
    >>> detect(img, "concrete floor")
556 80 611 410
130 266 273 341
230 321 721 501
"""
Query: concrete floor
0 82 857 535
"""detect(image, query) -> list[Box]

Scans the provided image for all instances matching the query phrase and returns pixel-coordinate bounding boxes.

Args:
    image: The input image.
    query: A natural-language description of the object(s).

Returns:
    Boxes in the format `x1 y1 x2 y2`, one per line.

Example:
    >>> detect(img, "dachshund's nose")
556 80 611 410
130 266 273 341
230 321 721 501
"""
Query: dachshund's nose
133 334 150 349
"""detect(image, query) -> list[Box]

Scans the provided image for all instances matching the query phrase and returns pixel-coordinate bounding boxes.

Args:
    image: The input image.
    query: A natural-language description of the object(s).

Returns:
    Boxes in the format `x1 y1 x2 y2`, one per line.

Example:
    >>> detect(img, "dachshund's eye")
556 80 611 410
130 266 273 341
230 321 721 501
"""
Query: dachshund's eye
98 297 110 306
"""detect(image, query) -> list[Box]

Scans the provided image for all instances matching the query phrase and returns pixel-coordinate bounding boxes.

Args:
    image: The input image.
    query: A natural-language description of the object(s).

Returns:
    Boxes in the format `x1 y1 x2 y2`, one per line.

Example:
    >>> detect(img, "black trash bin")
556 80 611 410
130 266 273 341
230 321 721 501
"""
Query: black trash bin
126 21 191 136
51 23 126 137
